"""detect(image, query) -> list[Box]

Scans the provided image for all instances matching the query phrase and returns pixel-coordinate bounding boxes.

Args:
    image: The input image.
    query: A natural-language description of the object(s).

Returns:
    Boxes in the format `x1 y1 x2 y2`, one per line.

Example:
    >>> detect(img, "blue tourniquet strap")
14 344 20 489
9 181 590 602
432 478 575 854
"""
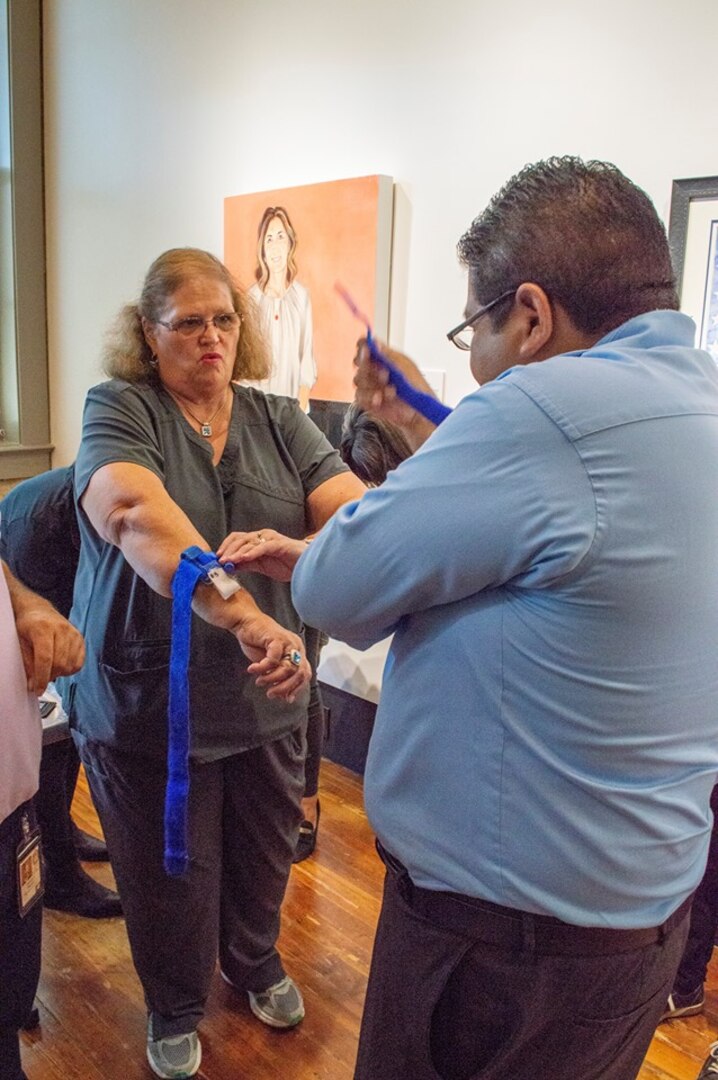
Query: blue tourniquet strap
166 545 232 876
366 330 453 426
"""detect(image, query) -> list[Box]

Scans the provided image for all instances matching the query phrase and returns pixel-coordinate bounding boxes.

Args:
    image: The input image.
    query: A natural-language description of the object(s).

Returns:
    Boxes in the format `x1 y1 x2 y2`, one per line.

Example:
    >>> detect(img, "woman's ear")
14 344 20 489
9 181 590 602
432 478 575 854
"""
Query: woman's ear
514 283 554 361
141 316 158 355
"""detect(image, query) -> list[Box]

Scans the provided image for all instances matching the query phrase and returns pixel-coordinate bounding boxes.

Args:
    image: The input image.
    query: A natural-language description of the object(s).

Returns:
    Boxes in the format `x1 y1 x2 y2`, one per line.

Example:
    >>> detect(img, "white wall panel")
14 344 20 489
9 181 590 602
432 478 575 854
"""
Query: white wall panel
43 0 718 463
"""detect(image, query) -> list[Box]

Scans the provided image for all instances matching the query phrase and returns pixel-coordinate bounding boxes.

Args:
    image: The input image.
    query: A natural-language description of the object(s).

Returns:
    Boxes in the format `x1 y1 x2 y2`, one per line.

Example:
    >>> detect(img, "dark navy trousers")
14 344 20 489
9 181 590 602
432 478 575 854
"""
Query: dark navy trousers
355 846 689 1080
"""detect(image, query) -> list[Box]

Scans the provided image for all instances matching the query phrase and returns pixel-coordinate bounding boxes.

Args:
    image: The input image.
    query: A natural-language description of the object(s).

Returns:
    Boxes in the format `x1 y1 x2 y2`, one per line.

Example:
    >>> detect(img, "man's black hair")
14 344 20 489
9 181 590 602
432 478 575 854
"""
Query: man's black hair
457 156 678 336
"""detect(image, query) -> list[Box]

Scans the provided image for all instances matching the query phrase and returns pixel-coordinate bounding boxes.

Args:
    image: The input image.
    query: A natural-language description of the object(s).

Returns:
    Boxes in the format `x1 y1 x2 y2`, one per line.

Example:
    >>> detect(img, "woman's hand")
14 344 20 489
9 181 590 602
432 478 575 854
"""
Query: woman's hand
217 529 308 582
354 339 437 451
230 609 311 702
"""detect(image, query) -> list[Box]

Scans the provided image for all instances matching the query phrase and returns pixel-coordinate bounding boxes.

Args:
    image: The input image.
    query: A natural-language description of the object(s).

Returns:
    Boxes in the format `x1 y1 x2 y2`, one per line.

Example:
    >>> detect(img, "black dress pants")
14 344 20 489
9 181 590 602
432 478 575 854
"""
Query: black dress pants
35 738 81 877
303 627 327 799
0 801 42 1080
355 847 690 1080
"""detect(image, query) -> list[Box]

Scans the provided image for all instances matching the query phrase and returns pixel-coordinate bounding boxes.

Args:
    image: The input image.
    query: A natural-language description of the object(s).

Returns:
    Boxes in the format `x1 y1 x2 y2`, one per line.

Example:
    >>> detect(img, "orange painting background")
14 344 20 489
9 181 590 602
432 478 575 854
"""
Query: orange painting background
224 175 392 402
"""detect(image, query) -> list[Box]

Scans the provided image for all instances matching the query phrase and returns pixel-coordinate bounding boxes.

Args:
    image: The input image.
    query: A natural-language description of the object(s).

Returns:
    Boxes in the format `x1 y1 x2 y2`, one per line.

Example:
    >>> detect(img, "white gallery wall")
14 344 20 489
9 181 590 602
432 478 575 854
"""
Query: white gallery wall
43 0 718 465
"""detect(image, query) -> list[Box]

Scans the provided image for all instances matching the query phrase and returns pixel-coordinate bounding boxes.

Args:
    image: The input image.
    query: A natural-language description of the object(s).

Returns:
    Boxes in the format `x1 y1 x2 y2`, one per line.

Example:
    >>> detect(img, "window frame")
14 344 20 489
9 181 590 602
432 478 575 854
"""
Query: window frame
0 0 51 480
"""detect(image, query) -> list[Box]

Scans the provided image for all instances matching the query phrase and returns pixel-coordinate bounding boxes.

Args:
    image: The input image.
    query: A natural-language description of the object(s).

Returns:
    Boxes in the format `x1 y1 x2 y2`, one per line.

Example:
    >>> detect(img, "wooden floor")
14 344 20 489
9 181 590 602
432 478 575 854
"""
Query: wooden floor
20 761 718 1080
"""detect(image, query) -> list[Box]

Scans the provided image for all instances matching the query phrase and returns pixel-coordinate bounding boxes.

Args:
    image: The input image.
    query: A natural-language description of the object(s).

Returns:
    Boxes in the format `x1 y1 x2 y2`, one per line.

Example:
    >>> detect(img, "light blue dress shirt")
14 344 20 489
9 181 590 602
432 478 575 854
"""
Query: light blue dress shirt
293 311 718 927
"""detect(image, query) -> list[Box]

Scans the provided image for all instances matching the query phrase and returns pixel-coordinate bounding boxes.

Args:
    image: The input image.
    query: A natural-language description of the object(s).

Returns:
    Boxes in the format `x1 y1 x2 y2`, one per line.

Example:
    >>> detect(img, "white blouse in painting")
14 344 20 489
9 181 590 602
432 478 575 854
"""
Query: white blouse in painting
246 281 317 400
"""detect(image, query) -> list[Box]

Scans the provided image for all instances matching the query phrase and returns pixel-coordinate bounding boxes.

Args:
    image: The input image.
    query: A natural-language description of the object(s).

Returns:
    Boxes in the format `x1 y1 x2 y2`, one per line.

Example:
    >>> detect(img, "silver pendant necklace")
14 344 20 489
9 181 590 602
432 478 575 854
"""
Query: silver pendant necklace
182 393 227 438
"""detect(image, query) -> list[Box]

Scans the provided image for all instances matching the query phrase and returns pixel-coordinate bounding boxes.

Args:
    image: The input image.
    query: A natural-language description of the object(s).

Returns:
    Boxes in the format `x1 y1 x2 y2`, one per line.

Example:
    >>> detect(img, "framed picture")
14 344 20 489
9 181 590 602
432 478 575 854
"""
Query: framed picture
224 175 394 405
668 176 718 362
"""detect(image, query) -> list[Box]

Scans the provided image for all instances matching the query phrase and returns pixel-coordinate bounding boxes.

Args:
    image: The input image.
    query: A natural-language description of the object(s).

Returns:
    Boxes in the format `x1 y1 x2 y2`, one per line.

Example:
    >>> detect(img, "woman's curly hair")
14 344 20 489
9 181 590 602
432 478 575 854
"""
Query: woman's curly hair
102 248 270 382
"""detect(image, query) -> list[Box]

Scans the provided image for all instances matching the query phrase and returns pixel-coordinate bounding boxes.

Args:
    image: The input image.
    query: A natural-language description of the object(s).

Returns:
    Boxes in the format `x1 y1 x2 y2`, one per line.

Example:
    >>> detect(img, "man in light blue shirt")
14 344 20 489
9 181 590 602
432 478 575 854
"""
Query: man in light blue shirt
291 158 718 1080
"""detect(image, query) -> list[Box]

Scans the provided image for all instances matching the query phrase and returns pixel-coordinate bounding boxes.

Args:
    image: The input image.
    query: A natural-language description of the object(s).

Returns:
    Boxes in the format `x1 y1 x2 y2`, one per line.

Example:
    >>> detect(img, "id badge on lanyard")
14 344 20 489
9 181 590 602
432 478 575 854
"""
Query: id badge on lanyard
16 809 43 917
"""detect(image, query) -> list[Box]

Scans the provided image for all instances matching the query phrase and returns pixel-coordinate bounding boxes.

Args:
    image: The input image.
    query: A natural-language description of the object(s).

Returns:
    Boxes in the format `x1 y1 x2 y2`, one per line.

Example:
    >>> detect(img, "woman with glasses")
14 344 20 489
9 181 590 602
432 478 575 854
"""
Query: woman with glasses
61 248 365 1079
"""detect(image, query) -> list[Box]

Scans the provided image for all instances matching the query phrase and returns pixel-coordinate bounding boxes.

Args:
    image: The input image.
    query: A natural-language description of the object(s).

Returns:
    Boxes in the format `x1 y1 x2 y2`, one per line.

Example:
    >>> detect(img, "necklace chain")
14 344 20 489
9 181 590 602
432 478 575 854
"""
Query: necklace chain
181 392 228 438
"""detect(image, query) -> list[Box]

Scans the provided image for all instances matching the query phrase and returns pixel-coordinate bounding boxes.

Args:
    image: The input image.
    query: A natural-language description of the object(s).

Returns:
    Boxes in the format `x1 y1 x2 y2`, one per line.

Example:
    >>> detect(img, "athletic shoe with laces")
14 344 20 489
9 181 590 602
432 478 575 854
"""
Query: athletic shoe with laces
661 983 705 1021
247 975 305 1028
146 1015 201 1079
697 1041 718 1079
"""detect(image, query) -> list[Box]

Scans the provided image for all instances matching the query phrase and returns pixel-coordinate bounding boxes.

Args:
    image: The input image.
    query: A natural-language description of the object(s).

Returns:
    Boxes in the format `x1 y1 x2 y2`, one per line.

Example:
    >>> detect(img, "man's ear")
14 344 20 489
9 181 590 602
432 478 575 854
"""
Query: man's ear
513 283 553 361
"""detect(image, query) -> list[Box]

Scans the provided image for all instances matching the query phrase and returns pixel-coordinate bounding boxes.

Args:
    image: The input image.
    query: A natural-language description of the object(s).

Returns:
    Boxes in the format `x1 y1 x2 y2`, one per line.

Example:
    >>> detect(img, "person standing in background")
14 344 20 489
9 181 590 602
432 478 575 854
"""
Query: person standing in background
339 405 413 488
0 560 84 1080
0 467 121 919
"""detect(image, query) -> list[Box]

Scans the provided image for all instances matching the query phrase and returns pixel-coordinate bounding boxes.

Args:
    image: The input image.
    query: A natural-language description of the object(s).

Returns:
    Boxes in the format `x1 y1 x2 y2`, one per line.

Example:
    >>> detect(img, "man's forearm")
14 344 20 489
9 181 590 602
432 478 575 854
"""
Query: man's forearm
3 560 85 691
3 560 48 620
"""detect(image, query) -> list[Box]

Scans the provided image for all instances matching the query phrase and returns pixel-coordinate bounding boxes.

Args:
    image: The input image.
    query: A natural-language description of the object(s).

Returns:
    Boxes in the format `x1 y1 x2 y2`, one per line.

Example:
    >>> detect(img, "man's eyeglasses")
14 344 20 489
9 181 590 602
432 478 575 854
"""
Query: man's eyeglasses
446 290 516 351
157 313 241 338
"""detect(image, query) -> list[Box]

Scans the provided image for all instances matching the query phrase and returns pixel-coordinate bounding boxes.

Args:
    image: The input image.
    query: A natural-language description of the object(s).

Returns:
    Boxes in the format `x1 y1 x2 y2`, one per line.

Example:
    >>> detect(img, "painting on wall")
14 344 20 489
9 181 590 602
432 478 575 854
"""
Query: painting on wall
668 175 718 363
224 175 394 418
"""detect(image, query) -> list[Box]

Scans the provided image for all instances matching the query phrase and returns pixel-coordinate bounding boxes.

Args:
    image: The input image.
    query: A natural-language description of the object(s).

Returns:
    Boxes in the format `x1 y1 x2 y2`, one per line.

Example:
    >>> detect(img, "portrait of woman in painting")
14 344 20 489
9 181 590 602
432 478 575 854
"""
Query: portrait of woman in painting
246 206 317 410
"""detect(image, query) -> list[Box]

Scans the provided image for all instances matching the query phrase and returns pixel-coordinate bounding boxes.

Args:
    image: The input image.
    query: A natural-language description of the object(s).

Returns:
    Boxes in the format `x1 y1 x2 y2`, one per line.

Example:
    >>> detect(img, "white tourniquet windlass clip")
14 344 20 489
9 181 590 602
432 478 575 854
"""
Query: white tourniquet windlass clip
204 561 242 599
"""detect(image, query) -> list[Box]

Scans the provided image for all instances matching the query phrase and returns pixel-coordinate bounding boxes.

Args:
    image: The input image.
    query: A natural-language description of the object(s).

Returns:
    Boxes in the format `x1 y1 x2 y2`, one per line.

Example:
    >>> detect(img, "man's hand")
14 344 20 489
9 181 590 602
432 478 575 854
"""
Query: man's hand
353 339 437 451
217 529 308 583
228 608 311 702
3 564 85 694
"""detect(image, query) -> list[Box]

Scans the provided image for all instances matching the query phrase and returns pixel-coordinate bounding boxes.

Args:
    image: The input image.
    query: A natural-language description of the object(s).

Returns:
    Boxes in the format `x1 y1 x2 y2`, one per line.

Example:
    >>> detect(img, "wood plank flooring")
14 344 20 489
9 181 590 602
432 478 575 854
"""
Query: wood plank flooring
20 760 718 1080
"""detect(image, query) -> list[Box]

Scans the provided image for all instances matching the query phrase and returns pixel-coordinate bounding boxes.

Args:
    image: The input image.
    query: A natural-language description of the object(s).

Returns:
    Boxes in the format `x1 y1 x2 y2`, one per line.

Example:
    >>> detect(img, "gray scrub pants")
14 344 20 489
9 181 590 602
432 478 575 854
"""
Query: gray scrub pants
75 730 305 1038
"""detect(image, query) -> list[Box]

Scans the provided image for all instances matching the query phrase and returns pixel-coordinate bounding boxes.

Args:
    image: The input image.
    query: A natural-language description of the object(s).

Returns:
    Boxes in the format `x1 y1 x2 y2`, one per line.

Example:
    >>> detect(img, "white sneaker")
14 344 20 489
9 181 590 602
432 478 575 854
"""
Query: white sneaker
146 1015 201 1079
248 975 305 1028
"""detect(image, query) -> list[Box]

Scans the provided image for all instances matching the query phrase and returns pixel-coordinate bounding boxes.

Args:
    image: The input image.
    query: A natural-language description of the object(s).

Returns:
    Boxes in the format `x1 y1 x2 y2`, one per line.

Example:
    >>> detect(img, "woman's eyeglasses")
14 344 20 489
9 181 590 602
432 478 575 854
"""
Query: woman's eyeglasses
157 313 241 338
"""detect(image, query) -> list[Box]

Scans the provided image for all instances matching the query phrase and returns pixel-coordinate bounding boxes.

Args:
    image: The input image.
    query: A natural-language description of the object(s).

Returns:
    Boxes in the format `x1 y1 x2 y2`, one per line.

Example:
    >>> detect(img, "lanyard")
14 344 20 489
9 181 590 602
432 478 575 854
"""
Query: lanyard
165 546 238 876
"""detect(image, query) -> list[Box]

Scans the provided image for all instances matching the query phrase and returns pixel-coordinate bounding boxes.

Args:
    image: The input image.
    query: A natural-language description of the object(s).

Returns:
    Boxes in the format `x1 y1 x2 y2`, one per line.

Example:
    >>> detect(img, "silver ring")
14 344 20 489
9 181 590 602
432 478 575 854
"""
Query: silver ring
282 649 302 668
